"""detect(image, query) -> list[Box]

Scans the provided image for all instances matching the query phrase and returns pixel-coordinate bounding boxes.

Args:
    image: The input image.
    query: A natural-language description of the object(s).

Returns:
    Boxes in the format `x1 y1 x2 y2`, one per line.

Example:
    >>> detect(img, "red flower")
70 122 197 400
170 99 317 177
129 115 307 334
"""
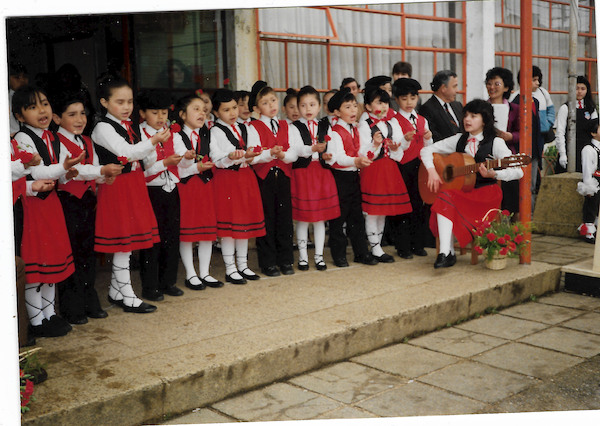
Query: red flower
324 135 331 142
474 246 484 254
513 225 520 233
367 151 374 160
497 237 506 245
509 242 517 252
514 234 524 244
169 104 175 111
195 89 204 97
483 221 491 229
18 151 34 164
223 78 231 85
117 156 128 165
499 247 509 256
504 234 511 241
486 233 496 242
501 209 510 217
170 123 181 133
253 145 262 153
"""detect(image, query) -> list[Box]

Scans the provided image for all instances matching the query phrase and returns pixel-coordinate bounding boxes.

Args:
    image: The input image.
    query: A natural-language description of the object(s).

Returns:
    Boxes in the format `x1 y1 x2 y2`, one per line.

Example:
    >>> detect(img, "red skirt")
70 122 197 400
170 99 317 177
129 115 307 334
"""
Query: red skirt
95 170 160 253
177 176 217 242
213 167 266 239
291 161 340 222
430 184 503 247
21 191 74 284
360 157 412 216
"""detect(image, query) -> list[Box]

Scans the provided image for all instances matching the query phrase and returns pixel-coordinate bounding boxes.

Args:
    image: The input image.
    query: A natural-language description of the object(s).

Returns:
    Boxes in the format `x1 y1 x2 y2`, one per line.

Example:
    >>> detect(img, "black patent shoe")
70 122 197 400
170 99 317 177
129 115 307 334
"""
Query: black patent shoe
142 289 164 301
201 276 225 287
279 264 295 275
238 269 260 281
333 258 349 267
374 253 395 263
298 260 309 271
397 250 414 259
226 273 247 285
412 248 428 257
163 286 184 296
66 315 89 325
184 277 206 291
122 301 157 314
87 309 108 319
353 253 379 265
261 266 281 277
433 253 457 269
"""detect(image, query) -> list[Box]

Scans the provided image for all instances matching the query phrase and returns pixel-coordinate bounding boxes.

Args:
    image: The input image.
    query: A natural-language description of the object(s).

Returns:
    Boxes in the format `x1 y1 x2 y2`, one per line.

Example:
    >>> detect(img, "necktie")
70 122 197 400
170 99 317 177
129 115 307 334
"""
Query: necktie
231 124 245 148
350 125 360 151
578 100 583 109
444 103 458 127
42 130 57 163
270 118 278 135
410 114 417 129
121 120 137 143
467 137 477 157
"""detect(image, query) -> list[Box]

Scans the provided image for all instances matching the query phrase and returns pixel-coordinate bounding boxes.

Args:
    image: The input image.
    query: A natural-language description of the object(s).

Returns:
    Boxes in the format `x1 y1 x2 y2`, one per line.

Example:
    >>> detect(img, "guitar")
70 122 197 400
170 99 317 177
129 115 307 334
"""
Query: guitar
418 152 531 204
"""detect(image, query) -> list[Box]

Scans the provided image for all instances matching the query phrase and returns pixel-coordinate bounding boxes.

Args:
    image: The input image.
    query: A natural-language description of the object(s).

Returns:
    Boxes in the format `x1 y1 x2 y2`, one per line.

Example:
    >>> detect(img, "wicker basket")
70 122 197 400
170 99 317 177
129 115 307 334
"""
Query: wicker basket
485 254 507 270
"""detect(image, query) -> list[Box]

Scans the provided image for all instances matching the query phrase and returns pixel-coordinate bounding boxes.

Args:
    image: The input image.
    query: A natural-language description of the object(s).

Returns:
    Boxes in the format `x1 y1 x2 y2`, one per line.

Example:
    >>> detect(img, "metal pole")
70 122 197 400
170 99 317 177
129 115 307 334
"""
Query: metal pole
567 0 579 172
519 0 533 264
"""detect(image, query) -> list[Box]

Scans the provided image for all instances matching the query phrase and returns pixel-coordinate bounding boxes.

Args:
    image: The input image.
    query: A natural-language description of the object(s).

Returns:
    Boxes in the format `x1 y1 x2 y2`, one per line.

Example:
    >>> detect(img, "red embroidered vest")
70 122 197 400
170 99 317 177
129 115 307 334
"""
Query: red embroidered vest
331 123 359 169
250 119 292 179
396 113 426 164
57 133 97 198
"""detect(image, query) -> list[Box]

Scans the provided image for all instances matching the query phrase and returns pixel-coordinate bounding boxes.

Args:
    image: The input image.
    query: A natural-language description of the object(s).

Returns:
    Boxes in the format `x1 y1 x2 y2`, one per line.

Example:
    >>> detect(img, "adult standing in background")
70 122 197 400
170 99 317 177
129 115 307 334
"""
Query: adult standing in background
390 61 413 111
418 70 463 142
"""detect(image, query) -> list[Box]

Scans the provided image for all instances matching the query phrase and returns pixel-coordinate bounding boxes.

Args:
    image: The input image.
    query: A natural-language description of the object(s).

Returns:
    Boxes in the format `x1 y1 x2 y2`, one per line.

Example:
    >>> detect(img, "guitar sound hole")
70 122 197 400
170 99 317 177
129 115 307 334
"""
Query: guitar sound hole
443 165 454 182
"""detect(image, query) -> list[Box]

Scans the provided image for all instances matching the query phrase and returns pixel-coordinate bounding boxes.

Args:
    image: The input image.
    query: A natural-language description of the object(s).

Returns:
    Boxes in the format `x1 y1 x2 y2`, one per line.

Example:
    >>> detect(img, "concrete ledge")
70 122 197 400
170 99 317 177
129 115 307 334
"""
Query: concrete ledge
23 254 562 426
534 173 583 237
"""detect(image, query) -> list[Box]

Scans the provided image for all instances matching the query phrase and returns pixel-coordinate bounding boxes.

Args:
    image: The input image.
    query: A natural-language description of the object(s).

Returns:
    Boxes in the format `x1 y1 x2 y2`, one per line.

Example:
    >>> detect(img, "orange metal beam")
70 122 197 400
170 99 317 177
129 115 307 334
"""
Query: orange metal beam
496 22 596 38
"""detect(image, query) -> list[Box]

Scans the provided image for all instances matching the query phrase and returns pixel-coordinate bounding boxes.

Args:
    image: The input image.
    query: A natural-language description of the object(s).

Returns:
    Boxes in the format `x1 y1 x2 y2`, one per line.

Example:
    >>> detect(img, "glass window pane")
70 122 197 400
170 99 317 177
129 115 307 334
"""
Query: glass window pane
286 42 328 90
406 19 462 49
405 50 435 90
260 41 286 89
330 46 367 92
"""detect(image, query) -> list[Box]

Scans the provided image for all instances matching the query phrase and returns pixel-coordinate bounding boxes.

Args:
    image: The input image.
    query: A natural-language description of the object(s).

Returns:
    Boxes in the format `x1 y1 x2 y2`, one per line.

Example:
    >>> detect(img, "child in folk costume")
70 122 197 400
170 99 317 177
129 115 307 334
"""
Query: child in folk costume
199 91 216 129
576 119 600 243
248 81 297 277
12 86 85 337
173 93 222 290
288 85 340 271
392 78 433 259
210 89 268 284
421 99 524 268
283 88 300 124
92 73 170 313
137 90 186 299
325 88 377 267
234 90 253 126
358 87 412 263
362 76 396 121
318 89 338 140
53 91 123 323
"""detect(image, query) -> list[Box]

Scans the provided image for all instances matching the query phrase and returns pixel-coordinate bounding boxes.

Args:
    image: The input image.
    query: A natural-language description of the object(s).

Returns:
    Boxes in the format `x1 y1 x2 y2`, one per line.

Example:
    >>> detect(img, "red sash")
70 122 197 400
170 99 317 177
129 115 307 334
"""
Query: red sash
57 133 97 198
331 123 359 169
143 128 179 182
10 139 26 204
396 113 425 164
250 119 292 179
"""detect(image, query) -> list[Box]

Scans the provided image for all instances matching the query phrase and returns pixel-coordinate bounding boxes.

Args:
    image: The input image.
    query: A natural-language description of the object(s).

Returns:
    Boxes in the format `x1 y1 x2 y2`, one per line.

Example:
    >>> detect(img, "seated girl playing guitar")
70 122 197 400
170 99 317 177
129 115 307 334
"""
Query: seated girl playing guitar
420 99 524 268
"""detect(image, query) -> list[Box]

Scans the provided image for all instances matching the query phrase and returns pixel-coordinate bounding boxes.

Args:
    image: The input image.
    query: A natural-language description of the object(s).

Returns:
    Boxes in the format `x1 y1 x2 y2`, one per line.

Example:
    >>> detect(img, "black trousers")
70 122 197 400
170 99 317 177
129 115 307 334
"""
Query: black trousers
13 198 23 257
392 158 426 252
57 190 101 318
583 192 600 224
256 168 294 268
329 170 369 260
139 186 180 292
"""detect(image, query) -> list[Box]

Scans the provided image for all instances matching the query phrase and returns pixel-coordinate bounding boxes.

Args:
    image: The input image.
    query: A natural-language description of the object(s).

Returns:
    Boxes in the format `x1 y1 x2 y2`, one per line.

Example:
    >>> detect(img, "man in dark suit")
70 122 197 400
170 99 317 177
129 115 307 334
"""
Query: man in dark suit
418 70 463 142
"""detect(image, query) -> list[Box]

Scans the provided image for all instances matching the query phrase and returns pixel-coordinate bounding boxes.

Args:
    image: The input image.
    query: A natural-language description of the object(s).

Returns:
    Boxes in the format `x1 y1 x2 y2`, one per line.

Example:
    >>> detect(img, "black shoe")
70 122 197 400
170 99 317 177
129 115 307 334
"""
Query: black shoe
239 269 260 281
397 250 413 259
184 277 206 291
48 315 73 333
31 317 71 338
201 276 225 287
298 260 309 271
142 289 164 301
412 248 428 257
108 296 157 313
66 315 88 325
584 236 596 244
87 309 108 319
226 273 247 285
354 254 379 265
163 285 184 296
374 253 395 263
261 265 281 277
333 258 349 267
279 264 295 275
315 259 327 271
433 253 457 269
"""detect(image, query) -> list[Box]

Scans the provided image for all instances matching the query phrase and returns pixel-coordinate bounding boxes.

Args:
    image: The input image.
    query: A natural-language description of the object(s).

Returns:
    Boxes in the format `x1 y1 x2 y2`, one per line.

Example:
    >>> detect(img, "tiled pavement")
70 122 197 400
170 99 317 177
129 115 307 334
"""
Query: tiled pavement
164 291 600 424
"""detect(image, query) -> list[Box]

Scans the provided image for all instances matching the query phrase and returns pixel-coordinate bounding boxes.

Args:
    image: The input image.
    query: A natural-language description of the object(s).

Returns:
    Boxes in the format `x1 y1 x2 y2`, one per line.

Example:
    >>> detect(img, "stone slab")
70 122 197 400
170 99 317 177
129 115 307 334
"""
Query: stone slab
455 314 549 340
518 326 600 358
162 408 234 424
409 327 507 358
538 291 600 310
561 312 600 334
498 302 585 325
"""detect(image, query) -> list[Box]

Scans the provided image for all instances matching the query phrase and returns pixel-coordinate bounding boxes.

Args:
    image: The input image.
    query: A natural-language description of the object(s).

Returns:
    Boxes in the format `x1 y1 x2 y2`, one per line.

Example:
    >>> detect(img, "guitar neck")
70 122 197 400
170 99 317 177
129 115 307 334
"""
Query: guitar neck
454 159 501 177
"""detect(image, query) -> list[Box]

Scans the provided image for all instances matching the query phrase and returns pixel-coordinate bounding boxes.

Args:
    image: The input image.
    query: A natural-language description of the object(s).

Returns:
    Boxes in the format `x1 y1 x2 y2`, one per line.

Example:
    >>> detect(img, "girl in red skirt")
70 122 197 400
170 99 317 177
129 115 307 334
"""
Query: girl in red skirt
288 85 340 271
358 87 412 263
91 73 170 312
421 99 524 268
173 93 222 290
12 85 84 337
209 89 268 284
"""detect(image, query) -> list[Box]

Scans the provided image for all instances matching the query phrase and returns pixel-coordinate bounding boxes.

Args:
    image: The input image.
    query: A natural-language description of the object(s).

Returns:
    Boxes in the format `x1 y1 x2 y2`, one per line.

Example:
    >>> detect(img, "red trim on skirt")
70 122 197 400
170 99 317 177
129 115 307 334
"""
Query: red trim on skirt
430 184 503 247
360 158 412 216
177 176 217 242
291 161 340 222
95 170 160 253
213 167 266 239
21 191 74 284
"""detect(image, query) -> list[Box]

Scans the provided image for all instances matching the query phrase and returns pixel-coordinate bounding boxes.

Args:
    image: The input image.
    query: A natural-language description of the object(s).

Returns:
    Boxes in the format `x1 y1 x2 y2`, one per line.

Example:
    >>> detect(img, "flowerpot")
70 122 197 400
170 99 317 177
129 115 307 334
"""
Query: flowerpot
485 254 507 270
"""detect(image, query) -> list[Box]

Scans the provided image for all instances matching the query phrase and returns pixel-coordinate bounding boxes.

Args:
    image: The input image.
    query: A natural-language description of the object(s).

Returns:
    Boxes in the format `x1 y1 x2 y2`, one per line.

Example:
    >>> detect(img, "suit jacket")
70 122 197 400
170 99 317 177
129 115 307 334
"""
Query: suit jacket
418 96 463 142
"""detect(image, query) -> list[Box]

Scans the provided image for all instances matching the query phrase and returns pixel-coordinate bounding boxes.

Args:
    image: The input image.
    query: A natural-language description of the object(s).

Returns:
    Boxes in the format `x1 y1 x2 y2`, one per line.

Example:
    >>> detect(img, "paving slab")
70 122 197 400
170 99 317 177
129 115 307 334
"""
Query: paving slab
474 342 583 378
531 251 588 265
161 408 234 425
351 344 460 379
355 382 486 417
288 362 404 404
518 326 600 358
538 291 600 310
211 382 342 422
498 302 584 325
408 327 507 358
418 360 537 403
455 314 549 340
560 312 600 334
313 406 375 420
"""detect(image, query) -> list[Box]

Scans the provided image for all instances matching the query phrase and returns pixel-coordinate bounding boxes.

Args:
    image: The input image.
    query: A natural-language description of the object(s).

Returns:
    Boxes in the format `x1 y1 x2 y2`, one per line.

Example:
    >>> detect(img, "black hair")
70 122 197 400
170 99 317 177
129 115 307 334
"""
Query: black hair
233 90 250 103
211 88 236 112
392 61 412 78
11 85 49 120
430 70 457 92
463 99 496 140
588 118 599 135
328 87 355 112
340 77 360 91
392 78 422 97
364 87 390 106
485 67 514 99
96 72 131 113
283 88 298 107
9 62 27 78
517 65 544 86
137 89 172 110
298 85 321 105
249 80 268 110
578 75 596 114
50 90 87 117
174 92 204 124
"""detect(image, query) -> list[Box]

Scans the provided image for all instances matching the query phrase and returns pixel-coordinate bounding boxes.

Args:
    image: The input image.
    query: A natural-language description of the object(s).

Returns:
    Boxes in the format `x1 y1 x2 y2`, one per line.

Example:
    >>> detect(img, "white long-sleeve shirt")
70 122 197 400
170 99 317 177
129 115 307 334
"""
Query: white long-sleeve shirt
396 109 433 151
56 127 105 185
13 124 68 181
357 116 404 162
140 122 179 192
325 118 360 171
555 102 598 157
253 115 298 164
209 119 262 169
578 138 600 196
288 118 322 161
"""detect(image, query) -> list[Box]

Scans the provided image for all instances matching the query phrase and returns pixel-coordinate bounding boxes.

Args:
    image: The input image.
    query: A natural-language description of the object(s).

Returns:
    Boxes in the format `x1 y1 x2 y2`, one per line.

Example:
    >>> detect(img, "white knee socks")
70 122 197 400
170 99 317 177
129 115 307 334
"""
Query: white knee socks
221 237 243 280
25 283 44 326
296 221 309 264
110 252 142 307
437 214 455 255
365 214 385 257
198 241 219 283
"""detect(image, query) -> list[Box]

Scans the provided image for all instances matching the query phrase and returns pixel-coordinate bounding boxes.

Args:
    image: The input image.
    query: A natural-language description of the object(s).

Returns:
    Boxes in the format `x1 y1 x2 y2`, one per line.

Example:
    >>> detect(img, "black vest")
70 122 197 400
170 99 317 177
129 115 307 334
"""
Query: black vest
94 117 144 173
317 117 331 143
212 122 248 171
291 121 328 169
455 133 497 188
365 118 393 161
180 127 213 183
19 127 60 199
565 103 593 173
